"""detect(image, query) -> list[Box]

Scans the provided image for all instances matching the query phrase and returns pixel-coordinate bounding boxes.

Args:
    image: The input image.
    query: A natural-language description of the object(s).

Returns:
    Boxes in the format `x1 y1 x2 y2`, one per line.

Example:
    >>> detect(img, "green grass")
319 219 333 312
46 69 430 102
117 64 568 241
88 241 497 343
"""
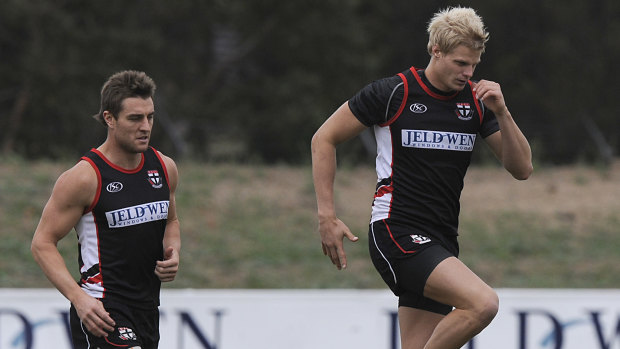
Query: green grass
460 212 620 288
1 157 619 289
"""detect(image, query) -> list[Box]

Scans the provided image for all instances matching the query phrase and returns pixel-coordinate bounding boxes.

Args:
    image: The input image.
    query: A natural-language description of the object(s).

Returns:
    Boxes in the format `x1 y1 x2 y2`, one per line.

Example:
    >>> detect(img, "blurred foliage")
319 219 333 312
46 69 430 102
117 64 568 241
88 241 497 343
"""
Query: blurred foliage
0 0 619 163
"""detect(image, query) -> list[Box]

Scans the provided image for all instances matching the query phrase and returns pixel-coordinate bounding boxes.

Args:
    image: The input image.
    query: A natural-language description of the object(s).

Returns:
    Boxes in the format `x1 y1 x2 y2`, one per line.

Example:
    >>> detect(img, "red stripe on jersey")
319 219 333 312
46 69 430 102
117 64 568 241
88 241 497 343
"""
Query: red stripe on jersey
151 146 170 186
409 67 459 100
382 73 410 126
81 157 102 214
469 80 484 124
374 185 394 199
90 148 145 174
83 273 103 285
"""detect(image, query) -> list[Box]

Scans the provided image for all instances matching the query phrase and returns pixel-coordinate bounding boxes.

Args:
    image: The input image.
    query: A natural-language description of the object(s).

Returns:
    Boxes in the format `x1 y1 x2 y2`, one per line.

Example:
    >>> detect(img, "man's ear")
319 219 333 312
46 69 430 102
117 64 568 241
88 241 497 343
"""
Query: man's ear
103 111 115 128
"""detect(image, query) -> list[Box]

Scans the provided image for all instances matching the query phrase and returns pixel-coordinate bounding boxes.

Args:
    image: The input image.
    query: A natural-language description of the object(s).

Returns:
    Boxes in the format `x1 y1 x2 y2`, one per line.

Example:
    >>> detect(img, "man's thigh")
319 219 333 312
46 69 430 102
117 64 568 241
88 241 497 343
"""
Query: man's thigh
423 257 496 311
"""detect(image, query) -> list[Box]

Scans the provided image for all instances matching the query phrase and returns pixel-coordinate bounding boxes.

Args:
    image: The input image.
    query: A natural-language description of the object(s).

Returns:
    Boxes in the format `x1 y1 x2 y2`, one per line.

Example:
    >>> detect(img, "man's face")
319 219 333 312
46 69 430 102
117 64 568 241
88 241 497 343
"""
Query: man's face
432 45 482 92
106 97 154 154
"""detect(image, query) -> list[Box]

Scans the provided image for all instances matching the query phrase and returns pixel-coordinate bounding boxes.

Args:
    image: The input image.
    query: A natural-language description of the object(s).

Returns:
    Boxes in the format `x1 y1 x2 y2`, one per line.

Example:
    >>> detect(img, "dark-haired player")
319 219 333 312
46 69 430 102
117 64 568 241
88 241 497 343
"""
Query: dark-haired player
32 70 181 349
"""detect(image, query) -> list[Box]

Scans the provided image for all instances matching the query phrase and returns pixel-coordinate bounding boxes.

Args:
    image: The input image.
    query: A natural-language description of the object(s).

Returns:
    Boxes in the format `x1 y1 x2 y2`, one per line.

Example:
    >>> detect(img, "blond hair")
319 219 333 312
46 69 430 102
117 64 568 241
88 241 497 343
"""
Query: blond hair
426 7 489 55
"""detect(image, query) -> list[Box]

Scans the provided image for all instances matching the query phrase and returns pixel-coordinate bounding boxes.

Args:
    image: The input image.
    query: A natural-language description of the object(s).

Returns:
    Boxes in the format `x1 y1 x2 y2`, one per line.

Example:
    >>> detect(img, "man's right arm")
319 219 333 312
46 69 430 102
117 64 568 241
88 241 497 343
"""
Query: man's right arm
311 102 367 270
31 160 115 337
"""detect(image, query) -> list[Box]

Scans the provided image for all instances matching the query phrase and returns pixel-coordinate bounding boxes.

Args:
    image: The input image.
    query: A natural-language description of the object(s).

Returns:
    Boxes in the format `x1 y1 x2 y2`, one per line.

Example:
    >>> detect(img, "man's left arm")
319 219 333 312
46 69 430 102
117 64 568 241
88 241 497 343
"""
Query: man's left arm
474 80 533 180
156 154 181 282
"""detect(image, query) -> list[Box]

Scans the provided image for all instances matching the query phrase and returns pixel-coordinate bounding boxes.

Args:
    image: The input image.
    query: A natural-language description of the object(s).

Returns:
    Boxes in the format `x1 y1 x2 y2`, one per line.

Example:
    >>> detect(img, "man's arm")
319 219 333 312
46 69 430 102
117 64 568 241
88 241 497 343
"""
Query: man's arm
311 102 367 270
155 154 181 282
474 80 533 180
31 161 115 337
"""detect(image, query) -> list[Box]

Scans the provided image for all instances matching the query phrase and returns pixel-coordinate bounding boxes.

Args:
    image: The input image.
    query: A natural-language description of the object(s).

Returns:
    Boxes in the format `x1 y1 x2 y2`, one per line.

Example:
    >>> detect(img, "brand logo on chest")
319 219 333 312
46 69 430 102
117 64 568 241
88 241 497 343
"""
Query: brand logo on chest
106 182 123 193
410 103 428 113
401 129 476 152
105 200 169 228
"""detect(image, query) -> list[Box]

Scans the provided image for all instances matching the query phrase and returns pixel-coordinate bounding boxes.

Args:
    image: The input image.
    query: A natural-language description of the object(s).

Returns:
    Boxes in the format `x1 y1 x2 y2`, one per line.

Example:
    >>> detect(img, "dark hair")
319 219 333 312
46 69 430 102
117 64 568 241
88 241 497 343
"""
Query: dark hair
92 70 156 126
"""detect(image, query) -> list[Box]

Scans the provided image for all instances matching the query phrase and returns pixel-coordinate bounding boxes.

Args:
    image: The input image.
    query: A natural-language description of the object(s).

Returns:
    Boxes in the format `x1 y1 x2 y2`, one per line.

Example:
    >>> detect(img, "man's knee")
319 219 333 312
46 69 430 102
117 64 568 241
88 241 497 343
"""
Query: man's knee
474 288 499 326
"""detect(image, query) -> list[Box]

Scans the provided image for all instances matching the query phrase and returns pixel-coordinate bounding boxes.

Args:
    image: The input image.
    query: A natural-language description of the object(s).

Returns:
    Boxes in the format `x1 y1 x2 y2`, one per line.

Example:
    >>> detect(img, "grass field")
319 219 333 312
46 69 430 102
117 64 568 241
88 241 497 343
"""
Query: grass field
1 157 619 289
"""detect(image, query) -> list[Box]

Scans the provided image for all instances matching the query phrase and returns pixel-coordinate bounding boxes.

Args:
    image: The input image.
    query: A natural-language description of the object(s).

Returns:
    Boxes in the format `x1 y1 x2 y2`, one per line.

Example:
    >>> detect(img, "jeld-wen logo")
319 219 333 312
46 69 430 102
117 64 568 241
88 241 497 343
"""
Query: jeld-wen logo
105 200 169 228
402 129 476 152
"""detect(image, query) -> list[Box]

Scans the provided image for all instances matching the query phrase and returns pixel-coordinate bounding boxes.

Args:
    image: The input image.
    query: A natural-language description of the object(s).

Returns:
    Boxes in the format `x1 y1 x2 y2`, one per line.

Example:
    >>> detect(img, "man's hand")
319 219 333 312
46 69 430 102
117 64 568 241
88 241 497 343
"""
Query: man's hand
472 80 508 115
318 217 359 270
155 246 179 282
73 294 115 337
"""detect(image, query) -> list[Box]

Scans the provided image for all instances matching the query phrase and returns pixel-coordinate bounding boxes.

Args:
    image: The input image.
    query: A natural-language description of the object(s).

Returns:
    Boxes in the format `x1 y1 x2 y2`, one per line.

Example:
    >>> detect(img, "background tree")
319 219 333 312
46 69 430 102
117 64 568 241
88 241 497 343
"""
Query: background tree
0 0 618 164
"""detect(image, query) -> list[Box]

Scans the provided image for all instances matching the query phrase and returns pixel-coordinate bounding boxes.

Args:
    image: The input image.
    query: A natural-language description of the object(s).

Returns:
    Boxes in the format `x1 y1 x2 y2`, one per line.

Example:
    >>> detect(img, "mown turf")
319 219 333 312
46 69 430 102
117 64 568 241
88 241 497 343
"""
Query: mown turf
2 157 619 289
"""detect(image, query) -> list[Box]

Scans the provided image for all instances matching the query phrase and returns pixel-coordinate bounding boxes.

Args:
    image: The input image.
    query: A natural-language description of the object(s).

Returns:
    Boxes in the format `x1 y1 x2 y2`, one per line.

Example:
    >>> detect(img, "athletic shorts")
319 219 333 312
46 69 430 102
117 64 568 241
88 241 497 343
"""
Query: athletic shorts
70 299 159 349
368 220 459 315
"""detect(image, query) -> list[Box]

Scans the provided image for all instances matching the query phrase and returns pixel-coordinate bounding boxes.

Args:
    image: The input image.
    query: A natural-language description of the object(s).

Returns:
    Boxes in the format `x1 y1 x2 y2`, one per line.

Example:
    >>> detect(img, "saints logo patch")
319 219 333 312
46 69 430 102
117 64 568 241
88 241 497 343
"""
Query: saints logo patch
118 327 137 341
455 102 473 121
147 170 163 188
410 234 431 245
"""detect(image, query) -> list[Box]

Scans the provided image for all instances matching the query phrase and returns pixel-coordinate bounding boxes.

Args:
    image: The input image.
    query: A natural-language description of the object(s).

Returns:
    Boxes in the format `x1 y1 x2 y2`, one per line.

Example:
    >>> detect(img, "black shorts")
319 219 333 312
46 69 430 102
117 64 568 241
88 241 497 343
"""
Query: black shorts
70 299 159 349
368 220 459 315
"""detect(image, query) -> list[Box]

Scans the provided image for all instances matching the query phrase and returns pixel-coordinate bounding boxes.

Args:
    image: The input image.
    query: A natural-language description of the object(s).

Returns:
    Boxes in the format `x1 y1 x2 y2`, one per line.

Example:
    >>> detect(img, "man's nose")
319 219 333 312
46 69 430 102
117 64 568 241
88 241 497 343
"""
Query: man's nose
463 66 474 78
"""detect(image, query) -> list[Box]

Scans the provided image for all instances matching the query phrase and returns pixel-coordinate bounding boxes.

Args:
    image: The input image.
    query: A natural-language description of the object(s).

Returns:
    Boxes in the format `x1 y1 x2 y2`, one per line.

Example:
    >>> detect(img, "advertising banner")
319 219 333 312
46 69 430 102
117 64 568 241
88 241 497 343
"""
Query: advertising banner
1 288 619 349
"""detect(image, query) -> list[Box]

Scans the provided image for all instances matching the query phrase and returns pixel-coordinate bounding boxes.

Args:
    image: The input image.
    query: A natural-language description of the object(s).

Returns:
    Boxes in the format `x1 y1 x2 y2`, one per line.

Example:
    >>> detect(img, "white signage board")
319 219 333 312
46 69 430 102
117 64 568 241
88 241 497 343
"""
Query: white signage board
1 288 619 349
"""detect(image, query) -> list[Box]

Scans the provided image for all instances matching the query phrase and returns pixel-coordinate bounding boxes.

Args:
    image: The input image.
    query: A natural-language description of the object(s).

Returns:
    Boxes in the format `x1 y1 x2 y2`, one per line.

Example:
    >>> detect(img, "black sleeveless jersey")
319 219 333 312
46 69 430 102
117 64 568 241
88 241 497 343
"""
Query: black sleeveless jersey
349 67 499 237
75 147 170 309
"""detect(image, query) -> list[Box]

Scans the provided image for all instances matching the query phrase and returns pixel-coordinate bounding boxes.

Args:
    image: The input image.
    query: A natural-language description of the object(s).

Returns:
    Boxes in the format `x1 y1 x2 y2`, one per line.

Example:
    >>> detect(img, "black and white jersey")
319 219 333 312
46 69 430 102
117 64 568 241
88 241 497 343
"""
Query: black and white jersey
75 147 170 309
349 67 499 237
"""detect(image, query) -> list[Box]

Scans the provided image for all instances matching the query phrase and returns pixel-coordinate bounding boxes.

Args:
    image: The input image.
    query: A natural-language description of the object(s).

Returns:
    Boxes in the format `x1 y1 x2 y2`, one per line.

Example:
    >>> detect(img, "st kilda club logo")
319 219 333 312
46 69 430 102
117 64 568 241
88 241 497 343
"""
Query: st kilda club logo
455 102 473 121
147 170 163 188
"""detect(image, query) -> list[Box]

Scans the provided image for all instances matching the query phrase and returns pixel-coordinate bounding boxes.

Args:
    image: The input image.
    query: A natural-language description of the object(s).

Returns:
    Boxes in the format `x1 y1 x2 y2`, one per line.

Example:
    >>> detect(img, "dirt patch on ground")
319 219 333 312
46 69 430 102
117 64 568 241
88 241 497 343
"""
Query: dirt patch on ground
461 161 620 233
330 160 620 234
